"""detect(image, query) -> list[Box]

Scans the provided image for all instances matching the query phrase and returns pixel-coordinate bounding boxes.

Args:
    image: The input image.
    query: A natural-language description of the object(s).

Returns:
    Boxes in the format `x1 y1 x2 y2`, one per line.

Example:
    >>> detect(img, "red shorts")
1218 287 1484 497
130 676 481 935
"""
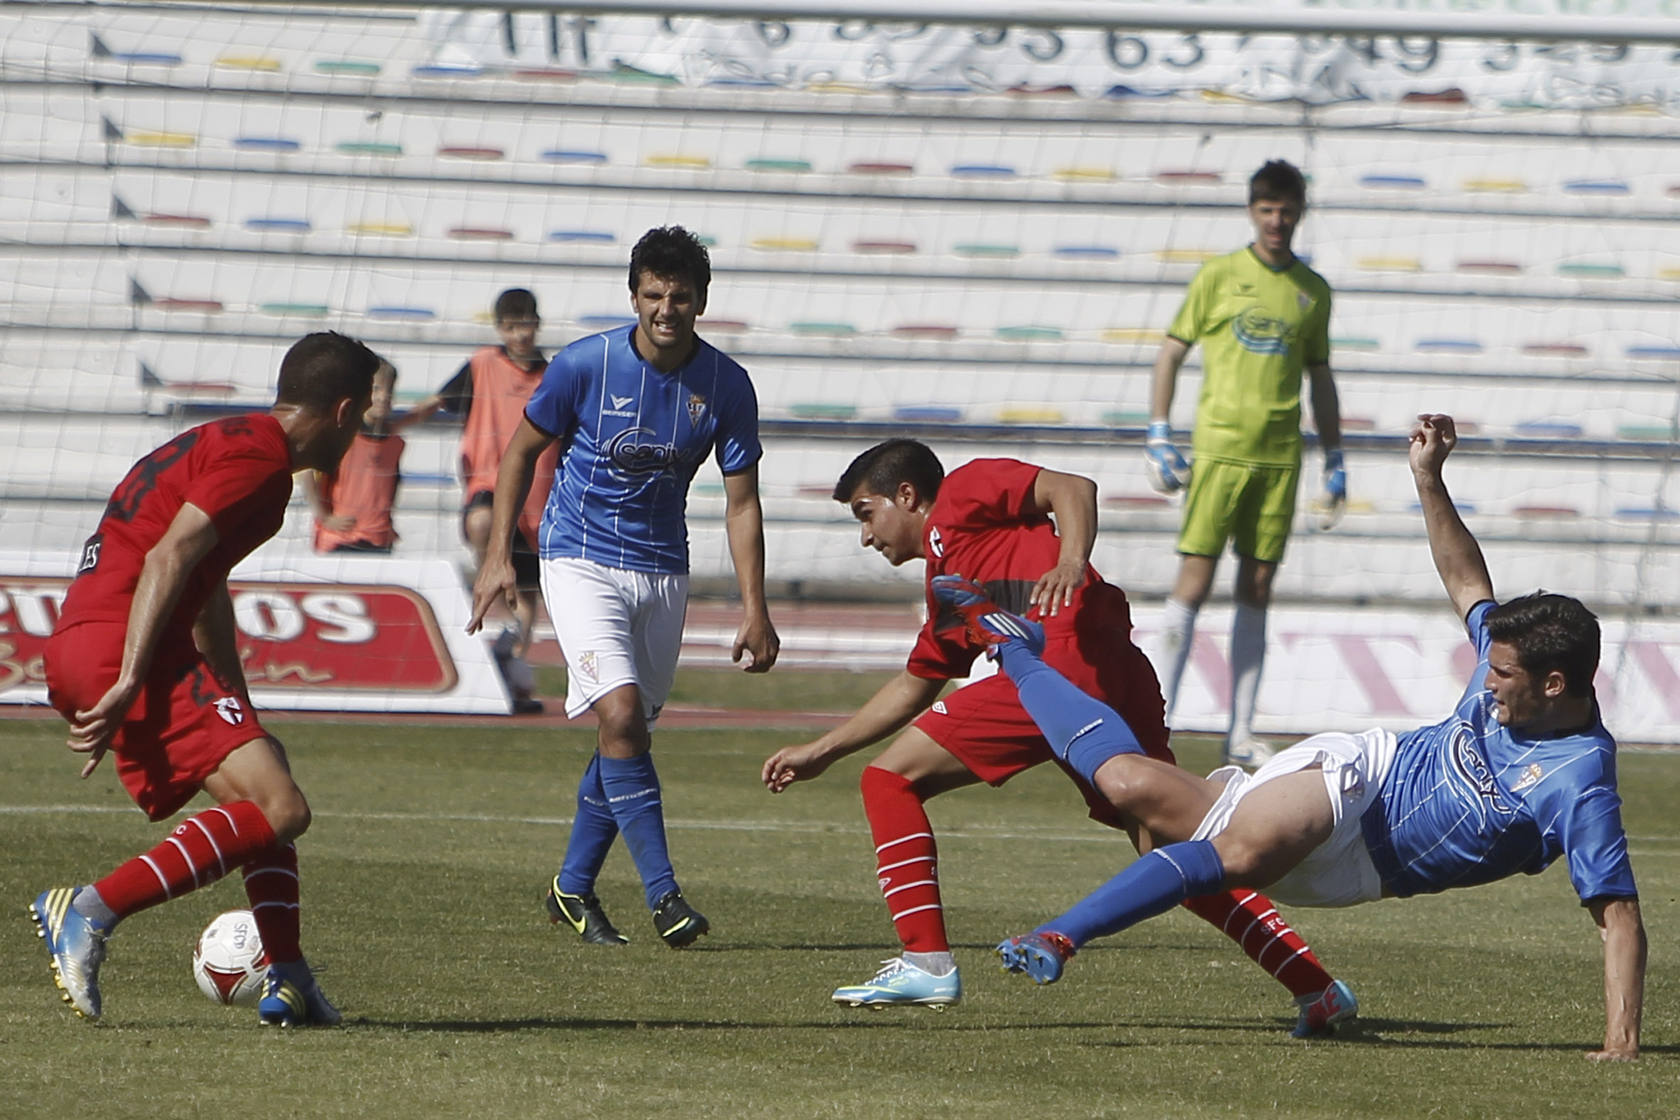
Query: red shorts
912 635 1173 827
45 622 270 821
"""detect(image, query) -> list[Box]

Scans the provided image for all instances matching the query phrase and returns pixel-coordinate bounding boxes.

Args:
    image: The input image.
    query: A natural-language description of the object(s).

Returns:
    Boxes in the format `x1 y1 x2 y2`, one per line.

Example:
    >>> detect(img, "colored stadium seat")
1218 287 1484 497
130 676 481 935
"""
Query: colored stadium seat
746 158 812 172
790 404 857 421
1512 505 1579 519
1521 343 1589 357
1416 338 1484 353
998 406 1065 424
891 325 959 340
1053 245 1120 259
995 326 1064 341
750 237 819 252
245 218 311 232
853 240 916 254
1562 179 1630 195
1359 174 1427 189
234 137 302 152
646 154 711 168
789 321 857 336
1457 259 1523 274
849 161 913 175
542 149 608 163
314 60 381 76
1515 420 1583 438
1556 262 1624 278
447 227 515 240
894 405 962 422
549 230 615 243
438 146 504 160
951 163 1016 178
952 243 1020 257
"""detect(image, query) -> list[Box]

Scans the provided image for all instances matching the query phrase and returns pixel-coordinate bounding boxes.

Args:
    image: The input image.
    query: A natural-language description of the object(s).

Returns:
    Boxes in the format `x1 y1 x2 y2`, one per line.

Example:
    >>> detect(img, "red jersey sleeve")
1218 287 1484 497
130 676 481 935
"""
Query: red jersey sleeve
181 436 292 540
925 458 1042 530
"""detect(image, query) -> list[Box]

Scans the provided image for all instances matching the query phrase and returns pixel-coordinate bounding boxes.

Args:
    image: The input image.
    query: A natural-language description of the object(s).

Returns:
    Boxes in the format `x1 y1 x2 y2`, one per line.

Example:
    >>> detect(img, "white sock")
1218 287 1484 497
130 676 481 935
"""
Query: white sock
903 950 955 976
1154 598 1199 720
1228 602 1268 747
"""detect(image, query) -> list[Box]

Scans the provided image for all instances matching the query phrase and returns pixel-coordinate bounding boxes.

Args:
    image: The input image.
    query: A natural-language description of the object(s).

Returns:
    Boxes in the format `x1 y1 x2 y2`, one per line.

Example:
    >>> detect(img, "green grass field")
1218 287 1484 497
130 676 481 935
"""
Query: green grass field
1 667 1673 1118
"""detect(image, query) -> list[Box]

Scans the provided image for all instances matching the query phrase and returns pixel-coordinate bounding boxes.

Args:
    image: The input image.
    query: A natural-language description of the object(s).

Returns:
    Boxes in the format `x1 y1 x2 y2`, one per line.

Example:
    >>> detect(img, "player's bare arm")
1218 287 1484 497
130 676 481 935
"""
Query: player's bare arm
1025 468 1097 616
762 670 944 792
70 502 220 771
193 583 254 708
1409 414 1495 620
722 464 779 672
1589 896 1646 1061
1148 335 1191 420
467 416 552 634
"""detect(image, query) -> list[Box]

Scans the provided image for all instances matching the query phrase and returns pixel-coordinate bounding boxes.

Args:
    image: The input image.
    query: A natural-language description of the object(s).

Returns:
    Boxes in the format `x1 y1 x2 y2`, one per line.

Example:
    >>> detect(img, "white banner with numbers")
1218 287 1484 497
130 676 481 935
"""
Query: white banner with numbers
424 9 1680 111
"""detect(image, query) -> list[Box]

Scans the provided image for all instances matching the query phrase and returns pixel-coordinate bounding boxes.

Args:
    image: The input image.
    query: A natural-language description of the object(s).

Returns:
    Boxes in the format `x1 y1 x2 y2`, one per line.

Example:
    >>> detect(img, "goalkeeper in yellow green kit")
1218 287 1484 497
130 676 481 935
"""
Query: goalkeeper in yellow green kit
1145 159 1345 768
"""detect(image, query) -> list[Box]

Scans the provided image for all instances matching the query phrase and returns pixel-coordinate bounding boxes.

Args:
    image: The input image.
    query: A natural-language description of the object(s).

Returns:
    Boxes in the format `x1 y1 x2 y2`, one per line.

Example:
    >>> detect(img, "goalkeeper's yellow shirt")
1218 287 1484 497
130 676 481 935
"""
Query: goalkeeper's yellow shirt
1166 247 1332 467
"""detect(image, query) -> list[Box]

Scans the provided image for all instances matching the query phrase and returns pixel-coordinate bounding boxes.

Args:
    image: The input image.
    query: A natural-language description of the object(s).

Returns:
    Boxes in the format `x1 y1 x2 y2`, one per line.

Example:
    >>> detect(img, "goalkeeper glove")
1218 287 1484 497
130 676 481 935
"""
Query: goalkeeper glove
1143 420 1190 493
1319 448 1347 529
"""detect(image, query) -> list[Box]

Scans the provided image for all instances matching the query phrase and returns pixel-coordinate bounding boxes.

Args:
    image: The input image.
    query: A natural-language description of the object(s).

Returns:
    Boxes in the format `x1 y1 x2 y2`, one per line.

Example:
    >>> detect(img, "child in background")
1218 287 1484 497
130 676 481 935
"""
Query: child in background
304 358 411 554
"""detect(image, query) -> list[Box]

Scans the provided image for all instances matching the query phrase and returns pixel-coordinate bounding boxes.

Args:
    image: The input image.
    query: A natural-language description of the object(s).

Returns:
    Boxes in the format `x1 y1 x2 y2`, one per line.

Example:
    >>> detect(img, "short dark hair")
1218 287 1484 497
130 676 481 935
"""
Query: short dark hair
833 439 944 504
275 332 380 412
494 288 538 323
1485 592 1600 697
629 226 711 302
1249 159 1307 207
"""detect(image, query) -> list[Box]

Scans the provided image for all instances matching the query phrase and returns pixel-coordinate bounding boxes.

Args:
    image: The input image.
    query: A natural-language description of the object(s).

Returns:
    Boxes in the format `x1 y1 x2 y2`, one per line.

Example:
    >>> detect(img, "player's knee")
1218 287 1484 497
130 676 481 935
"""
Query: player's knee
1209 833 1272 887
260 787 312 842
1092 755 1151 818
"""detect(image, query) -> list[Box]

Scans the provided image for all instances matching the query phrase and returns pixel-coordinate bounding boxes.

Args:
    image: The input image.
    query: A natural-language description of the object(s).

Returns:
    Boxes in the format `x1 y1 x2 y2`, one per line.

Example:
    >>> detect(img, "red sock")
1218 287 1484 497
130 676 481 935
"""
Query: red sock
243 842 301 963
1181 889 1334 1000
93 801 276 919
859 766 947 954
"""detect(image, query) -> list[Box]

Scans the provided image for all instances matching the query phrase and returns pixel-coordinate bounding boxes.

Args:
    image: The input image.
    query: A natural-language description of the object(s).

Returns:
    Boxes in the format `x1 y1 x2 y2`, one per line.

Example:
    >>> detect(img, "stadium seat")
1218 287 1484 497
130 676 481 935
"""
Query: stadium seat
789 321 857 336
215 54 281 71
90 33 182 66
951 163 1017 177
1562 179 1630 195
367 305 436 321
1462 178 1526 193
1356 256 1423 272
746 158 812 172
234 136 302 152
1617 423 1675 441
1615 506 1678 521
1359 174 1427 189
996 326 1063 341
1627 345 1680 359
789 403 857 420
1054 244 1120 259
336 141 402 156
751 237 820 252
1521 343 1589 357
1515 420 1584 438
1102 328 1163 344
1154 170 1221 184
259 301 329 317
549 230 615 243
891 325 959 339
853 240 916 254
1416 338 1484 353
447 227 515 240
438 146 504 160
245 218 311 232
1104 494 1171 508
952 243 1020 257
1156 248 1218 263
646 154 711 168
347 221 413 236
849 161 913 175
1556 262 1624 278
1052 167 1116 181
998 406 1066 424
894 405 962 422
1457 259 1523 273
314 60 381 76
1512 505 1580 519
542 149 608 163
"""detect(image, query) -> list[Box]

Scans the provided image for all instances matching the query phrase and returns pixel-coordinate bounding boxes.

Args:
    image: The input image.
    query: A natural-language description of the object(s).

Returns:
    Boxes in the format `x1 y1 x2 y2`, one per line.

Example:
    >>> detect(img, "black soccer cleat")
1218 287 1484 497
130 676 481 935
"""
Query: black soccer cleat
545 878 629 946
652 890 709 949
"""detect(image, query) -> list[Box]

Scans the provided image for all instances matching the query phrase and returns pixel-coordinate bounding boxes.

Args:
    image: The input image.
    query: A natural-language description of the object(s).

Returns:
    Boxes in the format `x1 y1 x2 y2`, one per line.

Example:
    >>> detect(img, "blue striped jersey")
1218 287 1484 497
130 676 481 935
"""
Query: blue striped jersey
524 326 761 573
1361 600 1636 903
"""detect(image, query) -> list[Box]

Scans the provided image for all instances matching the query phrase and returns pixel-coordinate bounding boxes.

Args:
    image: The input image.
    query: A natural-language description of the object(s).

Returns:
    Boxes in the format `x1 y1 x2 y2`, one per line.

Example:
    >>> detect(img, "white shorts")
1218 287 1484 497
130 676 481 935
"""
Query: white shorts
540 556 689 726
1191 727 1398 909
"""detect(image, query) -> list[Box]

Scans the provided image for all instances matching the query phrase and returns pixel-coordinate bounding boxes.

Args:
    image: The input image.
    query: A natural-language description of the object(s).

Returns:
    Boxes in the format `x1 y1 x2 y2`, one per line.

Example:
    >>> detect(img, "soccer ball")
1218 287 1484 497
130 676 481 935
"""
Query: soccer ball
192 909 270 1007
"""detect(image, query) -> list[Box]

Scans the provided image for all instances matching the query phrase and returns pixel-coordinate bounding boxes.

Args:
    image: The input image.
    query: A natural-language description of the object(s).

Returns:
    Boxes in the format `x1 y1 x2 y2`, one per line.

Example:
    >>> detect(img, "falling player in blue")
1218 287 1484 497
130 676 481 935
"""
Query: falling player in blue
947 414 1645 1060
469 227 779 948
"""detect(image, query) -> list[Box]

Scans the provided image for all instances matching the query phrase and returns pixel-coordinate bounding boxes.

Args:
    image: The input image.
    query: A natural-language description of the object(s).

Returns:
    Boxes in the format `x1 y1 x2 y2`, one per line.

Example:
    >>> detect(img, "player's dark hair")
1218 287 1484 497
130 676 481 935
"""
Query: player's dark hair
494 288 538 323
276 331 380 412
629 226 711 302
1249 159 1307 207
1485 592 1600 698
832 439 944 504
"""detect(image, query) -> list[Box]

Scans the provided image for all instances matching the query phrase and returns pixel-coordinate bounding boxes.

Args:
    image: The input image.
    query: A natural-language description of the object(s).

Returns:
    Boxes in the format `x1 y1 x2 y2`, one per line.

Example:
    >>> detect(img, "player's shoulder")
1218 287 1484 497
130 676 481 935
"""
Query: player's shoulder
1289 257 1333 295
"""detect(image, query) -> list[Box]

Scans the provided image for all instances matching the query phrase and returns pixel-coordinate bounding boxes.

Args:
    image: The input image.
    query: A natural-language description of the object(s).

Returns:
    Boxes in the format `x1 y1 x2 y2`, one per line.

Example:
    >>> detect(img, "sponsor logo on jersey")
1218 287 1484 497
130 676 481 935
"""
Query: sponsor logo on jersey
1447 722 1515 815
931 700 947 715
611 395 634 409
214 696 245 725
687 392 708 425
927 526 944 559
76 535 102 575
1231 307 1293 356
604 426 689 477
1512 763 1544 793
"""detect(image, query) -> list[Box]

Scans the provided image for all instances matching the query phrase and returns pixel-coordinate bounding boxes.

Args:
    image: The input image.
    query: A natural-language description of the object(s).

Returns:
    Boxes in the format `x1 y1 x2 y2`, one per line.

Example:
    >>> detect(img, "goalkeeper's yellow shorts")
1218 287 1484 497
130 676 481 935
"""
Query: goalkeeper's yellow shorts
1176 456 1300 564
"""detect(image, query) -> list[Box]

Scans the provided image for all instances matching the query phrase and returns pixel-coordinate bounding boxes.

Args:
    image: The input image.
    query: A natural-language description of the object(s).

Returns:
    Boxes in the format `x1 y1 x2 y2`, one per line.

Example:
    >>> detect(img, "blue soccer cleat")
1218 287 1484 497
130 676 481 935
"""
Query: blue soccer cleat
1292 979 1358 1038
832 958 961 1009
930 574 1045 655
995 931 1076 985
257 963 342 1028
29 887 107 1021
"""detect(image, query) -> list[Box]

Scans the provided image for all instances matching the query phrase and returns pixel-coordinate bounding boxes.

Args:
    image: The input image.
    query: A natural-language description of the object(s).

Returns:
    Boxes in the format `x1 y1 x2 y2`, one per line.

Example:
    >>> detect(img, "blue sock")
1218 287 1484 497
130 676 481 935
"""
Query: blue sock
1039 840 1226 946
597 753 679 909
557 754 619 896
997 642 1144 784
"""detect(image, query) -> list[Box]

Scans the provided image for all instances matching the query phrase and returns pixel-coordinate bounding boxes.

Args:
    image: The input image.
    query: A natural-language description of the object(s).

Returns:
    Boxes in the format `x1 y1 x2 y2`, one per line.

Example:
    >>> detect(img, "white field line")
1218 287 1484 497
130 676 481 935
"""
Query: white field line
4 803 1680 854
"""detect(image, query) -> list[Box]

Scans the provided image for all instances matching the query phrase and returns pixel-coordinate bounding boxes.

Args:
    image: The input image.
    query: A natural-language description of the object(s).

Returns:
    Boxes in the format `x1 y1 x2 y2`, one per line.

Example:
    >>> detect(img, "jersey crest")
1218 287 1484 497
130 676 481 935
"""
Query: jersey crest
1231 307 1293 356
686 392 708 425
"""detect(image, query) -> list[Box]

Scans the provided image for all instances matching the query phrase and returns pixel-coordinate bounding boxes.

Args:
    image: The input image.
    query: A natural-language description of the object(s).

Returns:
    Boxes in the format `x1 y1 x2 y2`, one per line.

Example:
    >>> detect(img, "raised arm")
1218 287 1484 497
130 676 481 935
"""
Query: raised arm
722 464 779 672
466 416 553 633
1025 467 1098 616
1588 897 1646 1060
69 503 220 771
1408 413 1494 621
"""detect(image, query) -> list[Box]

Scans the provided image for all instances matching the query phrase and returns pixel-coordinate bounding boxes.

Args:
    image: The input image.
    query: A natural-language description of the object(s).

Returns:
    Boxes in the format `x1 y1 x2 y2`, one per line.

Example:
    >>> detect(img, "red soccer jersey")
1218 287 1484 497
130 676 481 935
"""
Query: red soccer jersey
57 413 294 637
907 457 1134 680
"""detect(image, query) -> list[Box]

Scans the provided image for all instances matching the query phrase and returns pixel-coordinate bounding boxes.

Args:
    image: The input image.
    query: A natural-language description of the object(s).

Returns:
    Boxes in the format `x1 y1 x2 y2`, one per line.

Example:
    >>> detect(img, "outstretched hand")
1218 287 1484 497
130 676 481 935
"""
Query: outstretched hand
762 741 833 792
